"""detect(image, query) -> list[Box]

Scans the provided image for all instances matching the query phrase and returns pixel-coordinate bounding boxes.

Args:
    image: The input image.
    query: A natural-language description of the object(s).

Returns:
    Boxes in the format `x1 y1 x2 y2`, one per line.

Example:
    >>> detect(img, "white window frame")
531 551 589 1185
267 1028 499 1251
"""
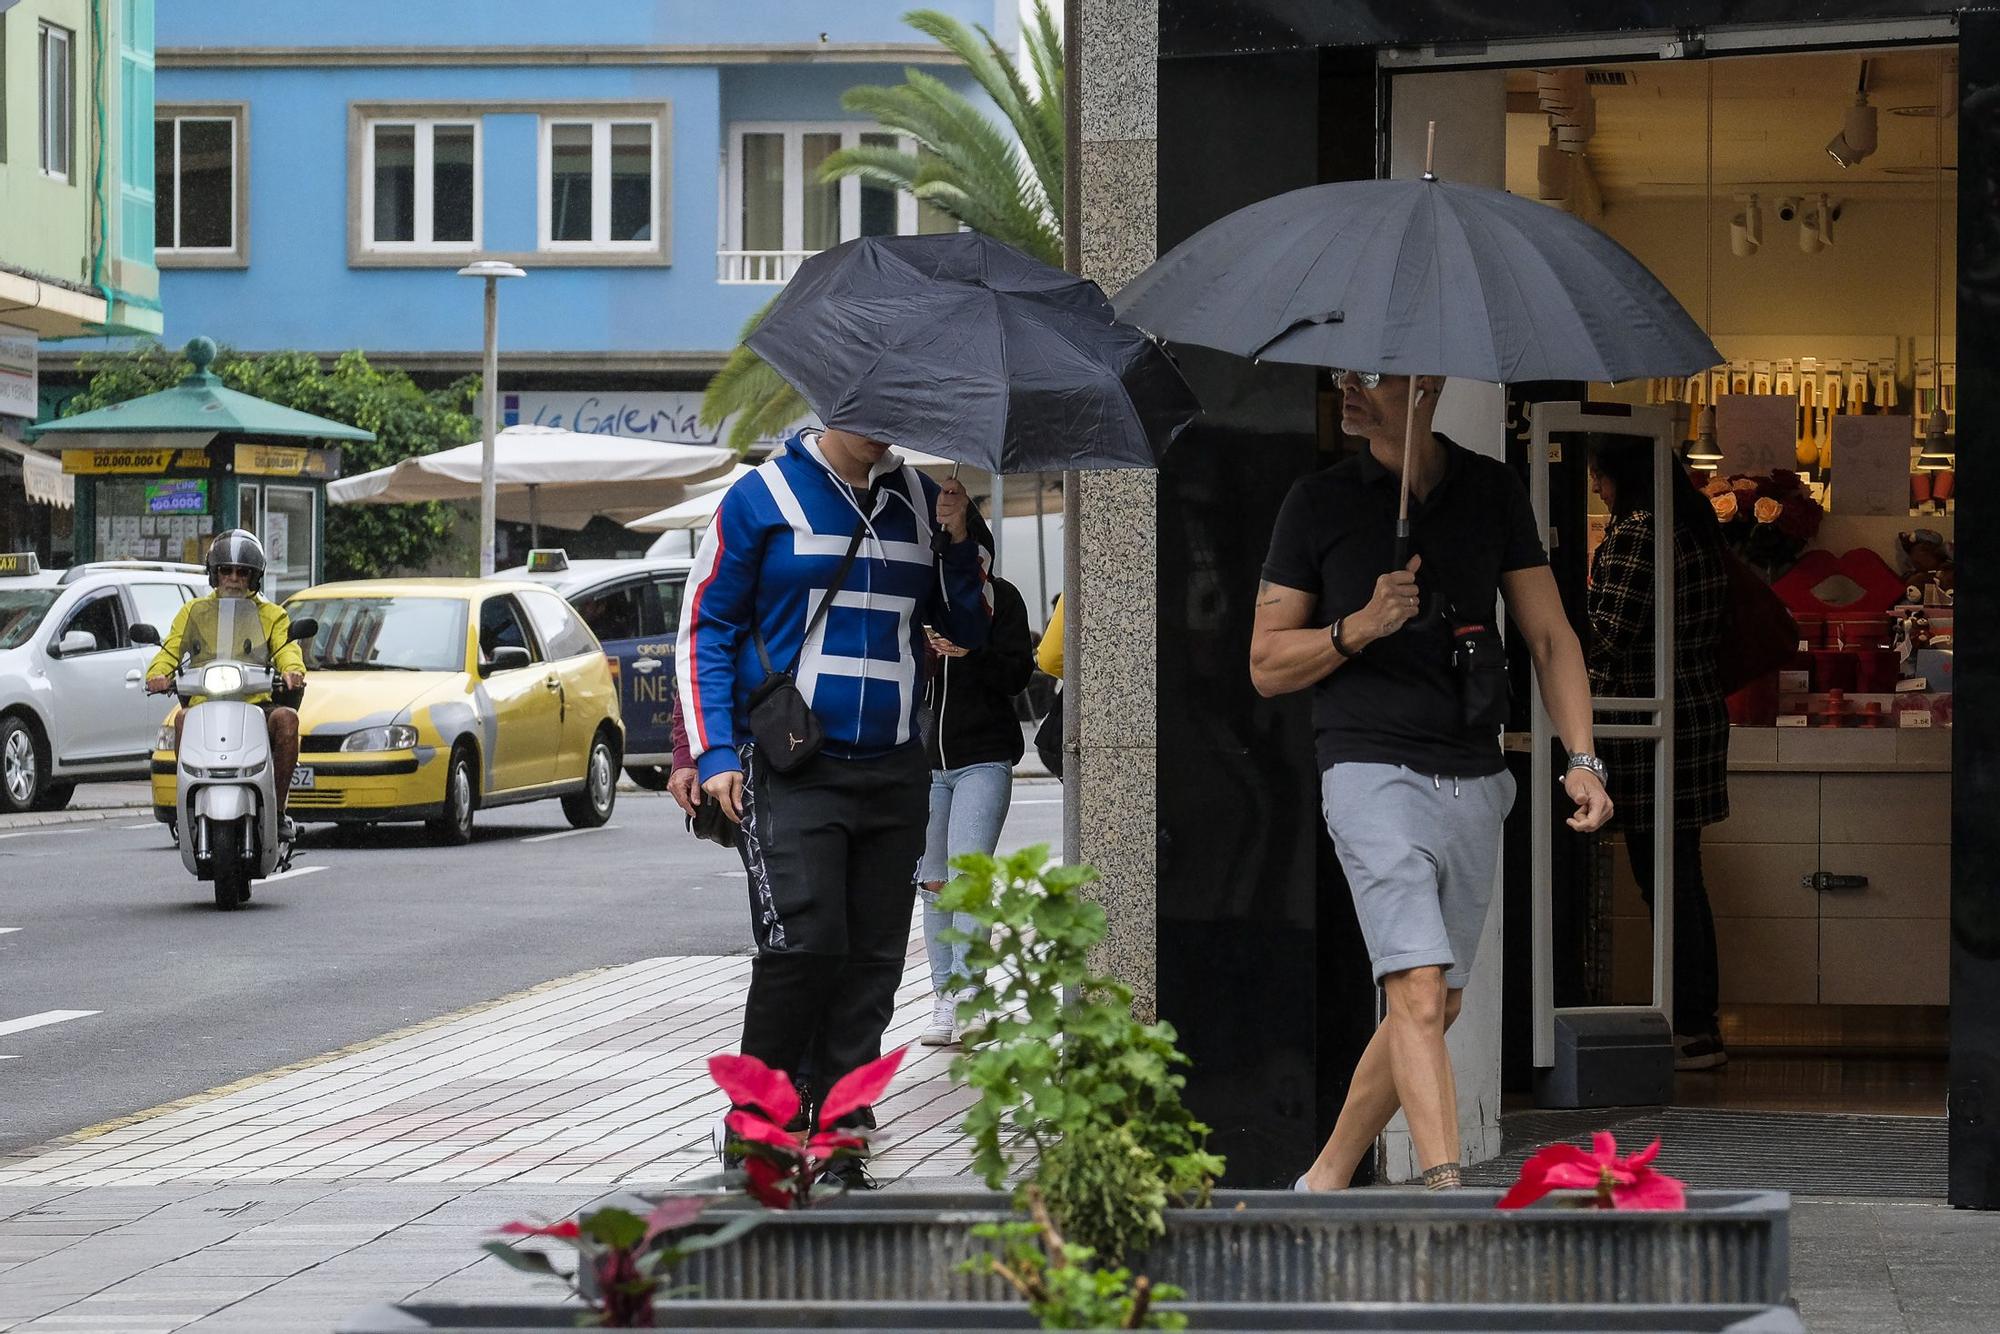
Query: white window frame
726 121 936 255
39 21 73 182
537 117 660 253
360 117 482 253
155 107 248 262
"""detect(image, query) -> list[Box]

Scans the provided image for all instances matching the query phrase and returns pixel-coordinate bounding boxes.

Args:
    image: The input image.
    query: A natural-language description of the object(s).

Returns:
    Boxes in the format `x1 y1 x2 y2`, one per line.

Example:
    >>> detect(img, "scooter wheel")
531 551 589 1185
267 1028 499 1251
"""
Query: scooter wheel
211 833 252 911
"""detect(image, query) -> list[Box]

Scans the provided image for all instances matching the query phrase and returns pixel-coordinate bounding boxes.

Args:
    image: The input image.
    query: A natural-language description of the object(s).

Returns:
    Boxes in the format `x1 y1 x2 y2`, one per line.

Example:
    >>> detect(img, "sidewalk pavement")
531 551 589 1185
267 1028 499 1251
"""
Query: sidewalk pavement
0 927 983 1332
0 784 155 832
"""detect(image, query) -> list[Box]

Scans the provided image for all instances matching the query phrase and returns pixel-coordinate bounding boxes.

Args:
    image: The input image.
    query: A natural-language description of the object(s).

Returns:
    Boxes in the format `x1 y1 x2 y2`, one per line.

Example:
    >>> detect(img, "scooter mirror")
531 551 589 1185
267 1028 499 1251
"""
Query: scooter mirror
287 617 319 644
129 622 161 646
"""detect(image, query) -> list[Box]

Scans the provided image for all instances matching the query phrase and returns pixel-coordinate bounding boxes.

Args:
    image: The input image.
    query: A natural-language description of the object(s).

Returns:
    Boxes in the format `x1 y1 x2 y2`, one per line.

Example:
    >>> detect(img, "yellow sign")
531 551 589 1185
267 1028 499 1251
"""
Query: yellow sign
63 447 209 475
0 552 42 576
234 443 340 479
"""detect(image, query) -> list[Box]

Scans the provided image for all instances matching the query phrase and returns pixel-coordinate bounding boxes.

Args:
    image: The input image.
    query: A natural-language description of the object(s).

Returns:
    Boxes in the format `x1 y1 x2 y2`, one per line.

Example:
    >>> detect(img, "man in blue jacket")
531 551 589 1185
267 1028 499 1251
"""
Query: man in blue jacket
677 425 988 1173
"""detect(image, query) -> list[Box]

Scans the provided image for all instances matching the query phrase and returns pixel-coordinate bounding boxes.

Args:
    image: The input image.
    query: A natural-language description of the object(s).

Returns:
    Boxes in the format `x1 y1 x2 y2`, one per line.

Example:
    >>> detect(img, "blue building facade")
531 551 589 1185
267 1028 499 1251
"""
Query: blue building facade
68 0 1006 477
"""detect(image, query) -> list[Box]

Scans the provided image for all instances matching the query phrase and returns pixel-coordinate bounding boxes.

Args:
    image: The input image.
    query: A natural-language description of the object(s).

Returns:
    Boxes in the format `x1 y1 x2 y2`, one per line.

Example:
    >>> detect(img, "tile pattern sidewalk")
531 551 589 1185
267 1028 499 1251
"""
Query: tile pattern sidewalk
0 928 988 1332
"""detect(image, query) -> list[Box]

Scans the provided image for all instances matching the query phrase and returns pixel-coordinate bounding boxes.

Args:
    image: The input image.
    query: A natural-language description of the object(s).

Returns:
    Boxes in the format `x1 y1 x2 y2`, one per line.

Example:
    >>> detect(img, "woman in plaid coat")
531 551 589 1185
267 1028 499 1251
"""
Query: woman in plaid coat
1586 437 1731 1071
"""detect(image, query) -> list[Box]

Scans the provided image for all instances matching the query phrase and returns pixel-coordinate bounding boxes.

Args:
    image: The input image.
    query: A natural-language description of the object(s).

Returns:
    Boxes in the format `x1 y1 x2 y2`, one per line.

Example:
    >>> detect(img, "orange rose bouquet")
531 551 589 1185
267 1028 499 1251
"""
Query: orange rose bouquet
1713 470 1823 577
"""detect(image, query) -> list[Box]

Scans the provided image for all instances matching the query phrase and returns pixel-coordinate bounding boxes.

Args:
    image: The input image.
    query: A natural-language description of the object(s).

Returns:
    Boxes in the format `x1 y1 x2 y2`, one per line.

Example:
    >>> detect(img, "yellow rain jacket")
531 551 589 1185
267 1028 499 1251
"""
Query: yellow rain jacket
147 592 305 704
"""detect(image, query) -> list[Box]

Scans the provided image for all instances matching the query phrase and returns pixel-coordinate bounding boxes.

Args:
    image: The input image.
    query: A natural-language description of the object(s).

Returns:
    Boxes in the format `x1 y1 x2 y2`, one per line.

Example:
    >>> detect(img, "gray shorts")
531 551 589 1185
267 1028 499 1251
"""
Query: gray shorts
1321 762 1517 989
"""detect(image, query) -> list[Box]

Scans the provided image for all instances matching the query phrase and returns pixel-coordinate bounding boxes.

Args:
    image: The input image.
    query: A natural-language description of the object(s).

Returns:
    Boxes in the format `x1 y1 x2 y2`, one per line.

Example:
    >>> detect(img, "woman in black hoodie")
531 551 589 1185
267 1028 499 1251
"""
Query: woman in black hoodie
917 570 1035 1046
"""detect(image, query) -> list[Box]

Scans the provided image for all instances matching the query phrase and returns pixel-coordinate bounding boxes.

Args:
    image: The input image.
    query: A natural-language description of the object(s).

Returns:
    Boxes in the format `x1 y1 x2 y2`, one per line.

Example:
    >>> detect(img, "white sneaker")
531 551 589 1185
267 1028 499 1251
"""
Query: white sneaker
920 991 957 1046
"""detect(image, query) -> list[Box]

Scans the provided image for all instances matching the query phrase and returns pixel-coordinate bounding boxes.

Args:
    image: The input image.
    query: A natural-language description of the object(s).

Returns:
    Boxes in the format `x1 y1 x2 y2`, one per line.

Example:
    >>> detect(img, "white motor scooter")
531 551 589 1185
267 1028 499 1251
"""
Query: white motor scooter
132 601 316 911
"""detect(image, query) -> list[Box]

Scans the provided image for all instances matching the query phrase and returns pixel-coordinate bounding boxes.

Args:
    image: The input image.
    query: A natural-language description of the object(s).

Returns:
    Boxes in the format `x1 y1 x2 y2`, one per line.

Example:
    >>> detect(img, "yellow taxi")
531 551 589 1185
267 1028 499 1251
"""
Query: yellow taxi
150 579 623 843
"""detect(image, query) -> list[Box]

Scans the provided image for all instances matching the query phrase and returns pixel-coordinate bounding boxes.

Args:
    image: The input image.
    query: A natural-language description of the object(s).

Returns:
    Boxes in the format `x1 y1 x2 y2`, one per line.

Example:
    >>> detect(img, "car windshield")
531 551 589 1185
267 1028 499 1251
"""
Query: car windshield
290 596 468 673
176 594 272 671
0 590 59 651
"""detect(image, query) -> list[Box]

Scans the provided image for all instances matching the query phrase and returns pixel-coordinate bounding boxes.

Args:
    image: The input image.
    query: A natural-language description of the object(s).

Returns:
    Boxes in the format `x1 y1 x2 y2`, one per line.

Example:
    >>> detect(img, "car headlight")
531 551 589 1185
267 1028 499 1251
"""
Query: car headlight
154 725 176 752
341 725 418 752
201 664 244 696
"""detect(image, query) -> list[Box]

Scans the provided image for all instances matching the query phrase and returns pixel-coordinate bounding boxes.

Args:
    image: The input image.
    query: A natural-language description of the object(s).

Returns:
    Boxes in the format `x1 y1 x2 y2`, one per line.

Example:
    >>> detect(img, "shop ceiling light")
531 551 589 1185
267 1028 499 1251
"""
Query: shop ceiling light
1826 63 1878 168
1917 407 1954 472
1688 405 1724 470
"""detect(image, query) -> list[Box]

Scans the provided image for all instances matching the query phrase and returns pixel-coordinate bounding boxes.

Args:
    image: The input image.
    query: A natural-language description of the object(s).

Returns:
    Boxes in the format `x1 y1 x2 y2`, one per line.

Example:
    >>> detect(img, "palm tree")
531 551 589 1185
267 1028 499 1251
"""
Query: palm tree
699 2 1064 453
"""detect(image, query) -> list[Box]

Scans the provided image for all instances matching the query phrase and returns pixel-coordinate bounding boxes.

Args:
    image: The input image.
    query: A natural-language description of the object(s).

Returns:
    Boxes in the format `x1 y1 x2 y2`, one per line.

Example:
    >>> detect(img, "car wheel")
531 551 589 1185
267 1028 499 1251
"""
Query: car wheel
0 715 45 815
31 780 75 813
624 764 669 791
426 747 477 847
561 733 617 829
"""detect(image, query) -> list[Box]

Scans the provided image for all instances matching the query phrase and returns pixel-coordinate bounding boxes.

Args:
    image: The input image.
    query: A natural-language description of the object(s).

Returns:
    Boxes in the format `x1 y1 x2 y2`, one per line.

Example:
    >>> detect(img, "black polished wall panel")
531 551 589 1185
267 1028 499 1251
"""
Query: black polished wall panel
1155 48 1381 1188
1160 0 1964 56
1950 9 2000 1214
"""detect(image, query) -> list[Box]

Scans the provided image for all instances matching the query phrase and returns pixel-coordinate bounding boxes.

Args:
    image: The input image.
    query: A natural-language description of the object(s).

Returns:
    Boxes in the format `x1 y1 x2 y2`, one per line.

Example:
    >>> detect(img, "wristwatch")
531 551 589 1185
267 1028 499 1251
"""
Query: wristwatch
1331 616 1363 659
1565 752 1609 786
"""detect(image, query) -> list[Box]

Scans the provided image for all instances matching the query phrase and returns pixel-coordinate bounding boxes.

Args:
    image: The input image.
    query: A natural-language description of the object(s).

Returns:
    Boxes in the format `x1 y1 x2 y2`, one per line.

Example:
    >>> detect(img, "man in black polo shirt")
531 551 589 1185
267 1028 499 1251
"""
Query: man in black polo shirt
1251 370 1612 1193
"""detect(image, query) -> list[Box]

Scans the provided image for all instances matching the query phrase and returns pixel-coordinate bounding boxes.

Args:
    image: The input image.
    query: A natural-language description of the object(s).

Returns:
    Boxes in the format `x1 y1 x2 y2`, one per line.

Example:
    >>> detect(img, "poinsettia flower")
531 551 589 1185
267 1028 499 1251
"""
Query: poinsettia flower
742 1155 795 1209
816 1047 907 1127
725 1108 802 1149
495 1219 582 1239
708 1053 800 1126
1497 1132 1686 1211
807 1129 867 1162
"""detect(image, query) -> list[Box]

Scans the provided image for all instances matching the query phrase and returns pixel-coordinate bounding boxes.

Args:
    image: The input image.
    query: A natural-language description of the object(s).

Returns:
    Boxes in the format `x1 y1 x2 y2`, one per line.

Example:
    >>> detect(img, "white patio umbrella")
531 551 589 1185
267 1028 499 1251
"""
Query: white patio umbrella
327 424 735 543
622 447 967 535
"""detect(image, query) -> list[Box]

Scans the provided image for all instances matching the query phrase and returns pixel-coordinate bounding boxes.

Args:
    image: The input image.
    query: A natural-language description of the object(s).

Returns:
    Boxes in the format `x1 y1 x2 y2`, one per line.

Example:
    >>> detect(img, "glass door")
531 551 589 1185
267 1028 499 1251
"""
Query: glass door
237 483 317 599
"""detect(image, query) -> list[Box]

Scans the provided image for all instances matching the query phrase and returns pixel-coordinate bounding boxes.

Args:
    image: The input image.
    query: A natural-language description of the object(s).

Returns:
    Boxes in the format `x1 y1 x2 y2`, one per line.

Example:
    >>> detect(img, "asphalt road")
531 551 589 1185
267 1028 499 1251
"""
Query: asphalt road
0 781 1064 1155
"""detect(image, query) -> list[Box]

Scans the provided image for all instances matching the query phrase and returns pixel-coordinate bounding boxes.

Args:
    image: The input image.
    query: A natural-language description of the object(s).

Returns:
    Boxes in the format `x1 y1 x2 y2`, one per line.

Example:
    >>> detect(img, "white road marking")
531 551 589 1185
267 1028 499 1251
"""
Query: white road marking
123 821 157 829
523 825 620 844
0 829 83 842
0 1010 99 1038
0 1055 19 1060
1012 799 1063 805
254 865 327 885
0 927 20 935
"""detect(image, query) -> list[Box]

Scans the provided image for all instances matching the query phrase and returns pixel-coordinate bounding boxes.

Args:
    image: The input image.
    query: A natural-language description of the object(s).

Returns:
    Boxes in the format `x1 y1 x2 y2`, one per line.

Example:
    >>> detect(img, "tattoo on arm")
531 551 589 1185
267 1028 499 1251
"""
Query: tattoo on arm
1256 579 1282 608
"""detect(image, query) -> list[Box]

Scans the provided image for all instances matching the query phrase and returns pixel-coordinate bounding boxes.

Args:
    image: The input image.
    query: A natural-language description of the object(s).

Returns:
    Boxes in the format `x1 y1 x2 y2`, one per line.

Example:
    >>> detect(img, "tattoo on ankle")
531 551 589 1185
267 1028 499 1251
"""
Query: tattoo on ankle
1421 1163 1462 1191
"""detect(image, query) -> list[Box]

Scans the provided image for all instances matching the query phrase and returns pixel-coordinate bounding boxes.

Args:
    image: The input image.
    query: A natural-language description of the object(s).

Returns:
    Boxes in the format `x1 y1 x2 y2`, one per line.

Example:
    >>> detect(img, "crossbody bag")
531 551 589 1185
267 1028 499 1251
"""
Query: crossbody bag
747 522 868 774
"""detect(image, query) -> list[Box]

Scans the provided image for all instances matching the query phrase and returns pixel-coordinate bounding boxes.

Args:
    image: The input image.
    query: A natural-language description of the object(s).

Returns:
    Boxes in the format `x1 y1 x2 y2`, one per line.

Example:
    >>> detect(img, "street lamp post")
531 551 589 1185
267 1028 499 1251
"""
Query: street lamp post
457 261 526 575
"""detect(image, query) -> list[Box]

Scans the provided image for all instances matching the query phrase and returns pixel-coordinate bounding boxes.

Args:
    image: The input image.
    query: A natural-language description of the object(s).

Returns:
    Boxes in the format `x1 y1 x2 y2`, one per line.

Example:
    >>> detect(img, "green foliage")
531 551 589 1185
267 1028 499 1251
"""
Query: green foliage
940 846 1225 1263
962 1190 1186 1331
67 343 478 578
697 298 807 457
700 1 1064 450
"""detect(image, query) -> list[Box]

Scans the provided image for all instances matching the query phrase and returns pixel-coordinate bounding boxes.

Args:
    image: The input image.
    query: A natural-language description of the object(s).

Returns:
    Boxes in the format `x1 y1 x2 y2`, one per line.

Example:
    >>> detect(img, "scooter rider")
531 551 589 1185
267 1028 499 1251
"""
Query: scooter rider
145 531 306 834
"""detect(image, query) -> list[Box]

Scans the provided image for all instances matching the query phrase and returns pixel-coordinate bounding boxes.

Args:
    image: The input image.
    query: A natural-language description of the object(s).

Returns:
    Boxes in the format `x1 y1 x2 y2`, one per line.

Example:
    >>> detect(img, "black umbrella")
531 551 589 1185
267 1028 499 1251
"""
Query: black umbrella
1115 145 1719 558
747 233 1198 474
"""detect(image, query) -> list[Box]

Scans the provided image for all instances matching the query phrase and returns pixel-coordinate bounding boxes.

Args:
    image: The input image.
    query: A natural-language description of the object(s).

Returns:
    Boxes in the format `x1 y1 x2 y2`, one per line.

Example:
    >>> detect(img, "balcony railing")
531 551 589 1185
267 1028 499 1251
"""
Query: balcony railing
717 249 815 284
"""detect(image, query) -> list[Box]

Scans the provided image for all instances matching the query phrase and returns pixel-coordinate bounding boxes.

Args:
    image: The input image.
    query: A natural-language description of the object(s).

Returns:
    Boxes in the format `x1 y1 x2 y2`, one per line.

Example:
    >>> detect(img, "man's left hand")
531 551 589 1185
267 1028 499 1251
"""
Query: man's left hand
936 477 970 543
283 671 305 691
1563 768 1613 833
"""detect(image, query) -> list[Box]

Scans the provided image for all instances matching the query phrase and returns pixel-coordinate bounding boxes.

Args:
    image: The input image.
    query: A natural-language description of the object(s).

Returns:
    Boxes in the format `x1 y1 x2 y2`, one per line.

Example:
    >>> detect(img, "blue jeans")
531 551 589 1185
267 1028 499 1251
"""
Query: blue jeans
917 760 1014 992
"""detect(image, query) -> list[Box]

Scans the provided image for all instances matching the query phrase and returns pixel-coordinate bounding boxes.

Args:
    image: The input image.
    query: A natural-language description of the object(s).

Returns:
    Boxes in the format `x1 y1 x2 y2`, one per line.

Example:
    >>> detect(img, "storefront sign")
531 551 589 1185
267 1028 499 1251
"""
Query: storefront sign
62 446 210 475
1714 395 1800 476
1830 416 1915 516
0 323 35 420
146 479 210 514
233 443 341 478
502 390 809 448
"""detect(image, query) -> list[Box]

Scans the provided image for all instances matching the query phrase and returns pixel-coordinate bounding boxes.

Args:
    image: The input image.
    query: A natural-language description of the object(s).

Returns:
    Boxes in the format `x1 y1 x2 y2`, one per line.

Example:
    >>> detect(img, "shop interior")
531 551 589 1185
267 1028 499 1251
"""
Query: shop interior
1409 43 1957 1115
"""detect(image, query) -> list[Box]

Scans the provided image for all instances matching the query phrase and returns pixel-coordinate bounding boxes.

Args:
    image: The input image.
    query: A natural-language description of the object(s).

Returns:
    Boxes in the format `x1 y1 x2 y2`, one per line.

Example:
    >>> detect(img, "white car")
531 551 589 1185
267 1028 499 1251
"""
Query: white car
0 556 211 813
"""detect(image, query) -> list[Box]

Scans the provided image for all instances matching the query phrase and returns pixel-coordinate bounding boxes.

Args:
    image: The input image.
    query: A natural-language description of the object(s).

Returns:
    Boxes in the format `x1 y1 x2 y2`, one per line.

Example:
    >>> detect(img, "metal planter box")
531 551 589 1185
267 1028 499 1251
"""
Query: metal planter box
340 1300 1805 1333
596 1187 1789 1307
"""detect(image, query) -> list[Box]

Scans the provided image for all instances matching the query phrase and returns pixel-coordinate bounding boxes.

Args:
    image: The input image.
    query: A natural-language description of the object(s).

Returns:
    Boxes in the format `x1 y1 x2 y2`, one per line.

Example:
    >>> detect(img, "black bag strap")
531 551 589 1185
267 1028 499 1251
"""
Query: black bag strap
753 521 868 679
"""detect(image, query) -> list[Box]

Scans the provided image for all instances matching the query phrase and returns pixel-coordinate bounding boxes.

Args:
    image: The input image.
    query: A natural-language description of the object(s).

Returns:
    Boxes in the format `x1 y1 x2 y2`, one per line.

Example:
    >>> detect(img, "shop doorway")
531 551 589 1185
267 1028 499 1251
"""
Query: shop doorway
1391 39 1957 1122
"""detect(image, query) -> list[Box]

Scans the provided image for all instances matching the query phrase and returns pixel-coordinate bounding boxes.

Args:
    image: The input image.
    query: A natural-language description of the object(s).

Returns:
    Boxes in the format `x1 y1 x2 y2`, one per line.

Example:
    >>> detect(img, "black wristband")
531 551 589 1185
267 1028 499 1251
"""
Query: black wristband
1332 617 1363 659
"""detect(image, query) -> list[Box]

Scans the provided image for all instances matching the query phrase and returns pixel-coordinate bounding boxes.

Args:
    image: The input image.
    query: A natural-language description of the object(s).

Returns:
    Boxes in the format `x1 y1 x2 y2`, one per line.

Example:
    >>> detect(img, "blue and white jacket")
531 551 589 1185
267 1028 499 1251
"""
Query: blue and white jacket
677 431 992 782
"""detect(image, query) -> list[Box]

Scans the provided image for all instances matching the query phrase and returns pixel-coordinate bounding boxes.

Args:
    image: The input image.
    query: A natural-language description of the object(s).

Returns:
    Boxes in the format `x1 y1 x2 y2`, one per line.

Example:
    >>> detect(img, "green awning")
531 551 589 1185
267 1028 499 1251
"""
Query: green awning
27 337 376 447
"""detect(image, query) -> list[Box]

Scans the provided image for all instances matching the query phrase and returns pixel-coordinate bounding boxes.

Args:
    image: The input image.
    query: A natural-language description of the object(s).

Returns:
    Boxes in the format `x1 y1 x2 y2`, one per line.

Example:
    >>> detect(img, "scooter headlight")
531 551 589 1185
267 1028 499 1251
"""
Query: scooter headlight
341 725 418 752
200 664 244 696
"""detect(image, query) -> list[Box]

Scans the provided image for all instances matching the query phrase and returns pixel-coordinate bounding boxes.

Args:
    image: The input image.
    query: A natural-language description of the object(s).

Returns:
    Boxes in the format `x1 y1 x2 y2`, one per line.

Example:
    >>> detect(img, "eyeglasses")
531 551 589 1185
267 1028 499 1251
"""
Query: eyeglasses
217 565 254 578
1334 369 1383 389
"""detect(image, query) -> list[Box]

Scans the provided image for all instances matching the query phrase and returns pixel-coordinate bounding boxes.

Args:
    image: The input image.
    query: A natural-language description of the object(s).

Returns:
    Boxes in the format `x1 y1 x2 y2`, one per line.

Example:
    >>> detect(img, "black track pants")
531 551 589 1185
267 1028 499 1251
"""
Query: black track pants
734 742 928 1110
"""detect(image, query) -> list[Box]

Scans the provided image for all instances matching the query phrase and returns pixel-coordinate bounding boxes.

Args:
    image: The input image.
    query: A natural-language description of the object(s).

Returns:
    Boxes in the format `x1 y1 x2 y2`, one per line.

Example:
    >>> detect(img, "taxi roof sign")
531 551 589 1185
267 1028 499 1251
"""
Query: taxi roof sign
525 548 570 573
0 552 42 577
